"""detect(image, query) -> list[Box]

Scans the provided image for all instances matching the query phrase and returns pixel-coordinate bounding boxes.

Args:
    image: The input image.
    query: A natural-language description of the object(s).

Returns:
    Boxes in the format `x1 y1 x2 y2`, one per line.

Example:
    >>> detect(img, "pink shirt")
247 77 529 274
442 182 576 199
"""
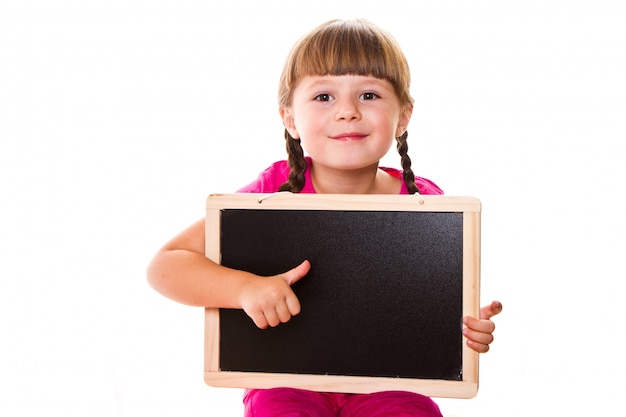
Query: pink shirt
238 157 444 413
237 157 444 195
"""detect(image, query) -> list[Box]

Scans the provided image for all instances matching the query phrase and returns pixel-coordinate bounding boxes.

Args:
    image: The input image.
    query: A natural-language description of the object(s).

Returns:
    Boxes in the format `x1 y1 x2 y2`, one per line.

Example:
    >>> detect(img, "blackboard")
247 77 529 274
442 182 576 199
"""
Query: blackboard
204 193 481 399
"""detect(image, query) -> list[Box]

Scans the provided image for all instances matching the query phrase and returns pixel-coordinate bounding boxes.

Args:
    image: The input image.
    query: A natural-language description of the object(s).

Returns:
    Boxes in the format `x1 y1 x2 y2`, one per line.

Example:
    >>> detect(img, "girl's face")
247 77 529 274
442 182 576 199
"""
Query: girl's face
280 75 411 172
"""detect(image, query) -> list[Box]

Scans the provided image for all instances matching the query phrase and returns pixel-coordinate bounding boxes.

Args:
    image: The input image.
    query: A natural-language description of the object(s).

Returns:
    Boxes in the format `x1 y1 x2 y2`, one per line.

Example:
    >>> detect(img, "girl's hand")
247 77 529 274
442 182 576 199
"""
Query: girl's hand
462 300 503 353
239 260 311 329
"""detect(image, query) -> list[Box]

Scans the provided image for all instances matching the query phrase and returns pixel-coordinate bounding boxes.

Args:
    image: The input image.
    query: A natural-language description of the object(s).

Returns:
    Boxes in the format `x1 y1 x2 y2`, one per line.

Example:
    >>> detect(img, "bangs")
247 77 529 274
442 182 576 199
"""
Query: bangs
296 23 395 79
279 19 412 106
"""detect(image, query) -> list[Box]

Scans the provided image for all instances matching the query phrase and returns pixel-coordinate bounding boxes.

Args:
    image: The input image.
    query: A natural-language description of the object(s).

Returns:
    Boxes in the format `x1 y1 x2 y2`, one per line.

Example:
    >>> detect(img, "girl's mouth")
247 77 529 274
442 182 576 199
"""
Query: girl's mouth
331 132 367 141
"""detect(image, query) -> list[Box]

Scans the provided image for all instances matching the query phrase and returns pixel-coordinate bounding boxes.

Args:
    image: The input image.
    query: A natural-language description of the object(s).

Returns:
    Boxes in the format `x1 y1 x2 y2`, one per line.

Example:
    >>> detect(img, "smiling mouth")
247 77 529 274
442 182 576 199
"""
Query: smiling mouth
331 133 367 141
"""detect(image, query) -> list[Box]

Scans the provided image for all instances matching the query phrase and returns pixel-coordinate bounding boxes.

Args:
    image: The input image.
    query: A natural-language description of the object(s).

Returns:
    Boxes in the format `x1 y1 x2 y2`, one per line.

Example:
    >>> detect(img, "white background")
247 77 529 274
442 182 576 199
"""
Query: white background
1 1 624 416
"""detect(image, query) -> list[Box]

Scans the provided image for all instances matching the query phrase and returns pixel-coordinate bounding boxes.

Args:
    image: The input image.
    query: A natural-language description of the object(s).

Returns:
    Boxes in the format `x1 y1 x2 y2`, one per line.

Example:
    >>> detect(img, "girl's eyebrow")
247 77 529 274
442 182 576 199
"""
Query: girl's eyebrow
301 76 392 90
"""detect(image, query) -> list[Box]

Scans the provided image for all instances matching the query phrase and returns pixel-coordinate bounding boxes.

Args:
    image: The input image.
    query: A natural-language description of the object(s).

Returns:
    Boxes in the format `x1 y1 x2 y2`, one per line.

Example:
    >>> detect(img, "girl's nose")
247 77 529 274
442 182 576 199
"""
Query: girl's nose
334 98 361 121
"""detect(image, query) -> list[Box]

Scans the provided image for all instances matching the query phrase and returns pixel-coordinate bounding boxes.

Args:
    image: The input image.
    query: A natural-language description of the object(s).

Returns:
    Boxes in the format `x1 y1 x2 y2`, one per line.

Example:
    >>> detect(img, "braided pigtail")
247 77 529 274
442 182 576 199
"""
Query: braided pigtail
278 129 308 193
395 131 420 194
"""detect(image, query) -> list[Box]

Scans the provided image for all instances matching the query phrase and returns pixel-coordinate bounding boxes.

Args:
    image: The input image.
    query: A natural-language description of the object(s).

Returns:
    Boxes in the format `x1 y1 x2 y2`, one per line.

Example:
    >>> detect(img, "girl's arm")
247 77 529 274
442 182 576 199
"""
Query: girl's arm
146 218 310 329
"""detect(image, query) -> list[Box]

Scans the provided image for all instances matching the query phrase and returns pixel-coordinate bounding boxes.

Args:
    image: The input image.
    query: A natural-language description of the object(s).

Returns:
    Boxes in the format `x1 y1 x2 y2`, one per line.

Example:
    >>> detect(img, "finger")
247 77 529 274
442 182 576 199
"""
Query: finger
285 292 301 317
250 310 269 329
463 327 495 348
466 338 491 354
480 300 503 320
275 301 294 324
464 316 496 334
263 308 281 328
282 260 311 286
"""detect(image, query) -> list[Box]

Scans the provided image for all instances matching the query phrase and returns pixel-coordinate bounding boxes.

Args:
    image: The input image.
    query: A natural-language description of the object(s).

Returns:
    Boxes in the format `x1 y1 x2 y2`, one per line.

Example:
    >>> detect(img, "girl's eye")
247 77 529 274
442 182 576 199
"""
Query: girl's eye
314 93 332 102
361 92 379 100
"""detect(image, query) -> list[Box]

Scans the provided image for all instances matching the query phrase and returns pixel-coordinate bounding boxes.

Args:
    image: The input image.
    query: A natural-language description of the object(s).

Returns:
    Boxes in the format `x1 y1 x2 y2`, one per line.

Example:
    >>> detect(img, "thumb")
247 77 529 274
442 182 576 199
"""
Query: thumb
480 300 503 320
282 260 311 286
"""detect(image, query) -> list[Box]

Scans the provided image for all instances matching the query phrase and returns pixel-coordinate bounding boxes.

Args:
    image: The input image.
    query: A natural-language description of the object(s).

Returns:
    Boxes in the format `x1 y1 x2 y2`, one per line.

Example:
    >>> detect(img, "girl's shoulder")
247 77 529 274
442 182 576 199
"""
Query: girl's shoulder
236 160 291 193
379 166 444 195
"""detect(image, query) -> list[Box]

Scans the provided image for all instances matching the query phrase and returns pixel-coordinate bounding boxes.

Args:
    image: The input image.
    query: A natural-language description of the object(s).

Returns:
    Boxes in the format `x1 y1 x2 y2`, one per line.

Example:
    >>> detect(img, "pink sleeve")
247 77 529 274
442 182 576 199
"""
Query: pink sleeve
414 176 444 195
236 161 291 193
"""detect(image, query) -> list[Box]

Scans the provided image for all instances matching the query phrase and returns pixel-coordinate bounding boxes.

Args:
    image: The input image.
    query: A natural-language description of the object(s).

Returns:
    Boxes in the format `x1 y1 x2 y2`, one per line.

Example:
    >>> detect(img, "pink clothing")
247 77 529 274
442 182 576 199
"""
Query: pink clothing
237 157 444 195
244 388 442 417
238 158 444 416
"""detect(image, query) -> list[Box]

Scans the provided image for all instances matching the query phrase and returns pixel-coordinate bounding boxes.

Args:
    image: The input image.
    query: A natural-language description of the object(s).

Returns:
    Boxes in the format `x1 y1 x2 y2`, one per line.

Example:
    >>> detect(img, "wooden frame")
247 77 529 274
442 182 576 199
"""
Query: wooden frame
204 193 481 399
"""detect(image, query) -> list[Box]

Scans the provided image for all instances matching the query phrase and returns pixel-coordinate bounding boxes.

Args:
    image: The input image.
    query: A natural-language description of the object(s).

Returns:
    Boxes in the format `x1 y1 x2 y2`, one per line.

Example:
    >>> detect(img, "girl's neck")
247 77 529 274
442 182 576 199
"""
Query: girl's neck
309 162 401 194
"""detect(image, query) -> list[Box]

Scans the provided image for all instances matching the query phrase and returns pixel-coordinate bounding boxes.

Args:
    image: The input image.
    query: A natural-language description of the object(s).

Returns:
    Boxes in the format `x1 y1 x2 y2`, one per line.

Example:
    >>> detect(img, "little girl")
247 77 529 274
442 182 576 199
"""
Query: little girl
147 18 502 417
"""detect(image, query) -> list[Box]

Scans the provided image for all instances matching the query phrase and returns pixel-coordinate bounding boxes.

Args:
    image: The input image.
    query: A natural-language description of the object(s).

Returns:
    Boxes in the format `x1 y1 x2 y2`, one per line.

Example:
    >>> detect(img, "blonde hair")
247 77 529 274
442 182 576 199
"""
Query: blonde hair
278 19 420 194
